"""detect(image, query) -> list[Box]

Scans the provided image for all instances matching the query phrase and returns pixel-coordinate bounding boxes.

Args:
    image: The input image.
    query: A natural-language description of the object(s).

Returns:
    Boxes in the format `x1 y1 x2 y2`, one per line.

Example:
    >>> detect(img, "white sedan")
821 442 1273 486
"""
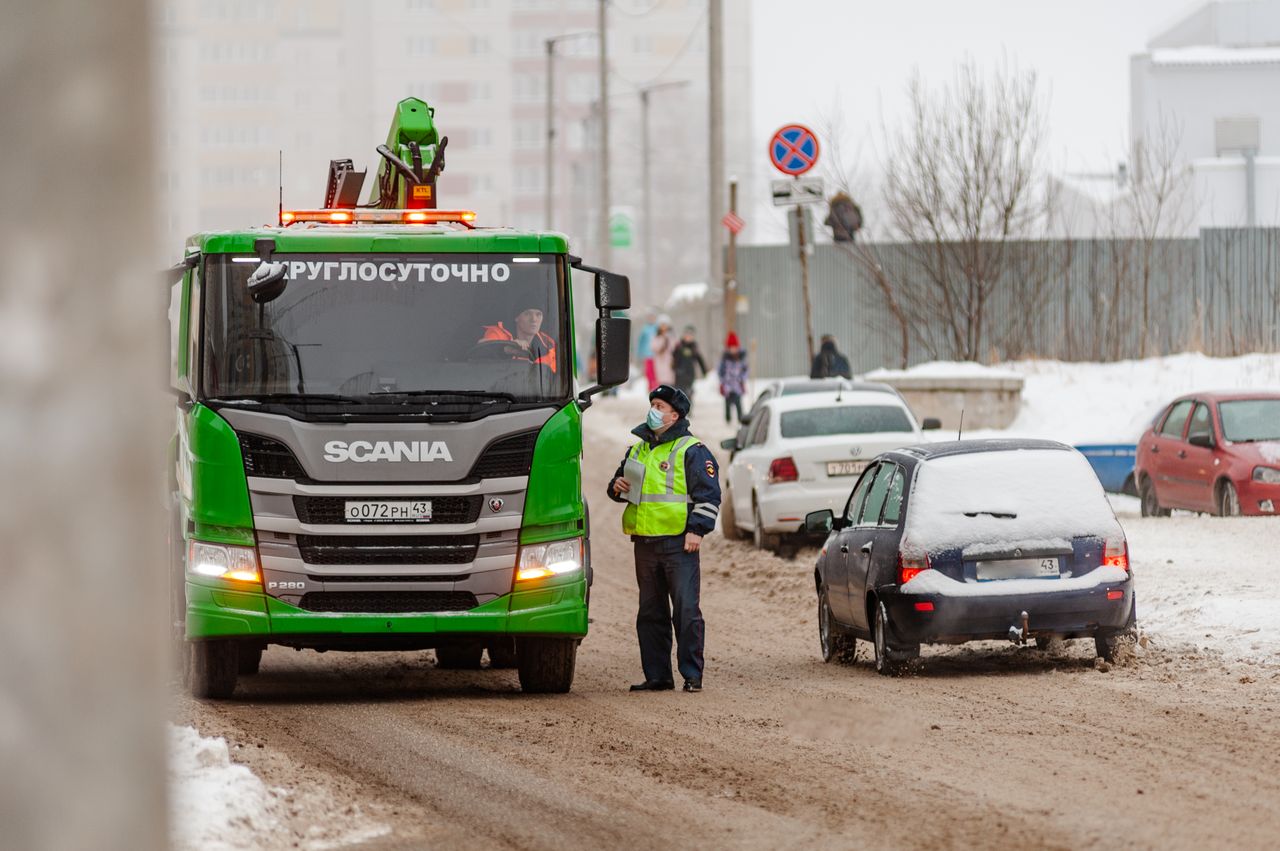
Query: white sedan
719 390 938 554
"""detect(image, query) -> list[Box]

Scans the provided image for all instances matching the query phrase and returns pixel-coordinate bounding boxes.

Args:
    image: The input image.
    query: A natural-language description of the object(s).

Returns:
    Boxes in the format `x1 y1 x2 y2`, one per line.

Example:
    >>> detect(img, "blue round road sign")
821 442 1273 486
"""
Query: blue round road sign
769 124 819 176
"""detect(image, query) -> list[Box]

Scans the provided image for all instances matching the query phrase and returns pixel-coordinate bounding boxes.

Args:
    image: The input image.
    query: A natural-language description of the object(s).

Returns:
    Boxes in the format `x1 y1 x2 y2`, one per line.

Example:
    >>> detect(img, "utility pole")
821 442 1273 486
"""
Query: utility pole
795 205 816 363
640 80 690 301
723 177 738 338
597 0 611 266
708 0 725 304
544 32 595 230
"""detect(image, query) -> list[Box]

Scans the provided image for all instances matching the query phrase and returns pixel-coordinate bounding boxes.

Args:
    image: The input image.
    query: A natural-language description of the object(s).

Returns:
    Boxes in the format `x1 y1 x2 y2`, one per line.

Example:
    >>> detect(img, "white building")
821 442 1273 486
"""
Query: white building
1131 0 1280 231
154 0 754 307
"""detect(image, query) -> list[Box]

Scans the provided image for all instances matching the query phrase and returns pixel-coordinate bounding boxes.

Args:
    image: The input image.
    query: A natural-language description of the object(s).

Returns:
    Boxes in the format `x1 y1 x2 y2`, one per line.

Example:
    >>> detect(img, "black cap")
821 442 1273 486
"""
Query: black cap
649 384 691 417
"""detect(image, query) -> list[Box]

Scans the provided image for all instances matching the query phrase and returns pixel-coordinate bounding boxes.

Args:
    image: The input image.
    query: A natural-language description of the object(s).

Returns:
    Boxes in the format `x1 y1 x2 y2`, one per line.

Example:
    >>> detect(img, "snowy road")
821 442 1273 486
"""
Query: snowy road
173 390 1280 850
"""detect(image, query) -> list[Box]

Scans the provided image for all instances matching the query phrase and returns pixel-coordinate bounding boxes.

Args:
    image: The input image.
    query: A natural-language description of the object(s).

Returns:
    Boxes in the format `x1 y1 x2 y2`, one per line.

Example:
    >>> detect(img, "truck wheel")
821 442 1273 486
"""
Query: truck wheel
516 637 577 693
435 643 484 669
486 638 518 669
720 485 743 540
188 640 239 699
238 643 264 675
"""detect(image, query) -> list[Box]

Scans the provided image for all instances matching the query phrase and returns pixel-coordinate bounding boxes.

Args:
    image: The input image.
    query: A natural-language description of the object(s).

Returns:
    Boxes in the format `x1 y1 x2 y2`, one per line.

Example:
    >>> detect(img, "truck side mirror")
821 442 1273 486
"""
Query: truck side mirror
248 262 289 303
595 317 631 386
595 270 630 310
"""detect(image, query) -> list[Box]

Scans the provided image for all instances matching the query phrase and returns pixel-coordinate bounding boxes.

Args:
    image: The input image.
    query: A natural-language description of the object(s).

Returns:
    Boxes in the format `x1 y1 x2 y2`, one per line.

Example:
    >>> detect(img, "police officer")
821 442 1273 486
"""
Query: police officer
608 385 721 693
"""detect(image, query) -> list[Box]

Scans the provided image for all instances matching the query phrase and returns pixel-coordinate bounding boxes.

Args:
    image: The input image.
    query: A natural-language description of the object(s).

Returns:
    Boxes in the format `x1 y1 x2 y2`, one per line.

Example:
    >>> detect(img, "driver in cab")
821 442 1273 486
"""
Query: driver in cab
478 306 557 373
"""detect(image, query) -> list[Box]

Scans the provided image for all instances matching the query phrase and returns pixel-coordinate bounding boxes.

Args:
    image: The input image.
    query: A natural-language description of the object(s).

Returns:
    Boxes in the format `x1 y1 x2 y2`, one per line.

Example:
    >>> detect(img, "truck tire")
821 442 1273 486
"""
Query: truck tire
720 485 743 540
486 638 518 669
516 637 577 693
188 640 239 699
435 643 484 669
238 643 264 675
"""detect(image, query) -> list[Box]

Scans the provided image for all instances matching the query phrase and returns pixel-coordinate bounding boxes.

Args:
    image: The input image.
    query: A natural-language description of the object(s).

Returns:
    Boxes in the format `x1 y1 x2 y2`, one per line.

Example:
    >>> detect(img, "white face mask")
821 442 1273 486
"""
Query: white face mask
647 406 667 430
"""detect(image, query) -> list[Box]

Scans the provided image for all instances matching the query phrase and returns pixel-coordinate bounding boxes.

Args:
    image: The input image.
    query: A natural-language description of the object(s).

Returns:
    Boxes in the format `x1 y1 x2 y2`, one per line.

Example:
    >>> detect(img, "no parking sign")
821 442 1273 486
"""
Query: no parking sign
769 124 819 176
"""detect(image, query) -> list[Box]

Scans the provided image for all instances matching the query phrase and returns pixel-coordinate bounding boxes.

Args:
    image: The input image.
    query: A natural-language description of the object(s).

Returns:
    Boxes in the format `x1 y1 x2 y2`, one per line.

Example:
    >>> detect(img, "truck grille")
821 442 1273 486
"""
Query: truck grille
470 430 538 479
305 573 471 583
297 591 479 613
293 495 482 525
240 433 309 481
296 534 479 565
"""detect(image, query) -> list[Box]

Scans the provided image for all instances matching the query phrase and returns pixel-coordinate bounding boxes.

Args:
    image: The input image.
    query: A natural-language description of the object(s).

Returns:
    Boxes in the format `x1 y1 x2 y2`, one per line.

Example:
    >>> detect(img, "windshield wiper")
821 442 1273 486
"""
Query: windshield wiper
369 390 517 402
963 511 1018 519
210 393 366 405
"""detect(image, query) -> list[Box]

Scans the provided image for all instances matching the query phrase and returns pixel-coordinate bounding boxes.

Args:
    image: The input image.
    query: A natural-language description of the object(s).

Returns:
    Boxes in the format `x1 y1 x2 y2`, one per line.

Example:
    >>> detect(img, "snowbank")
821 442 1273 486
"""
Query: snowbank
169 725 279 851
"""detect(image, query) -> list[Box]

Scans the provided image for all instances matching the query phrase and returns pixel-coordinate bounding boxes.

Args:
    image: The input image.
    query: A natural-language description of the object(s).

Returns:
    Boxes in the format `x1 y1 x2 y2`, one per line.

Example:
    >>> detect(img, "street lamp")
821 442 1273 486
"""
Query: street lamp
639 80 690 299
544 31 595 230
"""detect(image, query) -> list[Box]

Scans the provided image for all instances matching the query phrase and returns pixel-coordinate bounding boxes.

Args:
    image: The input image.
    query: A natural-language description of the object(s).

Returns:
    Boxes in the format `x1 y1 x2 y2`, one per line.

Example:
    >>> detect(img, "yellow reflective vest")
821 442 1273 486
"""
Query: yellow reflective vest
621 435 698 537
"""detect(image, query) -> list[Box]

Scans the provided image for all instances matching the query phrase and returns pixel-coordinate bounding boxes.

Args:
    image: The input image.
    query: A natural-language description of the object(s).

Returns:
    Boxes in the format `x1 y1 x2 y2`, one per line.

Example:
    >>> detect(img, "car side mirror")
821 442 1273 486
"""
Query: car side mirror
922 417 942 430
804 509 834 535
719 437 738 451
1188 432 1215 449
740 412 753 425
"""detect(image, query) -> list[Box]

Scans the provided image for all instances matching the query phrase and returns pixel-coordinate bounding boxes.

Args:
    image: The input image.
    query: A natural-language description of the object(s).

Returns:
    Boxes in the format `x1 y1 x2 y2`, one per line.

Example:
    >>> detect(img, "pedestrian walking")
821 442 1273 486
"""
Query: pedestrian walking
810 334 852 380
650 317 675 390
671 326 707 415
635 311 658 391
608 385 720 693
717 332 749 424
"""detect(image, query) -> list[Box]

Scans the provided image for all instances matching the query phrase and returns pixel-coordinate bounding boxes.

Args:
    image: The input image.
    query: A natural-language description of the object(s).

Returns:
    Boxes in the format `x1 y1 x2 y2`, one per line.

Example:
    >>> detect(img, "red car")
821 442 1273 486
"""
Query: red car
1135 391 1280 517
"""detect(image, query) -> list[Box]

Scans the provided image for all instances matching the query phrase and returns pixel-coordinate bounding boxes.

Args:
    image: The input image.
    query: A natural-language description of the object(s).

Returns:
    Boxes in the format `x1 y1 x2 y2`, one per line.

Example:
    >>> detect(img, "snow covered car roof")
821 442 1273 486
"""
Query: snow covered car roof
761 389 916 416
894 440 1123 558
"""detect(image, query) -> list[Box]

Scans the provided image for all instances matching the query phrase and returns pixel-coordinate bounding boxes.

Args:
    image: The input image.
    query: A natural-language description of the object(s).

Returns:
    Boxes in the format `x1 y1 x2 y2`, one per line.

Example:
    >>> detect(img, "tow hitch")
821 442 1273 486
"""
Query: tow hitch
1007 610 1031 645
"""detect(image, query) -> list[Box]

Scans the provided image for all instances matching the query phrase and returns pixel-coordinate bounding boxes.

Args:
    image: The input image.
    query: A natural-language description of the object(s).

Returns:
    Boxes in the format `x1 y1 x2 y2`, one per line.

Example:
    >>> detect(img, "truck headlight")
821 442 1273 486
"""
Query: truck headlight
1254 466 1280 484
515 538 583 582
188 540 260 583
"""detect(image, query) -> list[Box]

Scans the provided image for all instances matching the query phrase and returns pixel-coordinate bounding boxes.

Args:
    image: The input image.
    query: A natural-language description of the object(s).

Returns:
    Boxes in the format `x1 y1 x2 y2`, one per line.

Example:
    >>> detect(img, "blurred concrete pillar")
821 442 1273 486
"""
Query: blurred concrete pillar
0 1 167 850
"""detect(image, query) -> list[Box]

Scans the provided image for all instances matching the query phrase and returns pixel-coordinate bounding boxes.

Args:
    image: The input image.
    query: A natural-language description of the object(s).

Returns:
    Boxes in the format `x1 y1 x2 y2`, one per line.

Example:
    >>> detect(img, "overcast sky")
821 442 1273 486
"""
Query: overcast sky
748 0 1200 235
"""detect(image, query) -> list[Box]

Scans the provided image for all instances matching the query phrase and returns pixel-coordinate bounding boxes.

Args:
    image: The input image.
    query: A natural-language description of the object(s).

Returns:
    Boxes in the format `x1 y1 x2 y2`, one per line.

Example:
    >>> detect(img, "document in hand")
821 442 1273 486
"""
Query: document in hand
622 457 646 505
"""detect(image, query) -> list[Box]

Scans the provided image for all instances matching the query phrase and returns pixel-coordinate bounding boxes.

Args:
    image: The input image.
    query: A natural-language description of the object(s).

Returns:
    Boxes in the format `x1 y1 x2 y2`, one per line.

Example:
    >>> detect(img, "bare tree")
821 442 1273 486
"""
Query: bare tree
880 60 1051 362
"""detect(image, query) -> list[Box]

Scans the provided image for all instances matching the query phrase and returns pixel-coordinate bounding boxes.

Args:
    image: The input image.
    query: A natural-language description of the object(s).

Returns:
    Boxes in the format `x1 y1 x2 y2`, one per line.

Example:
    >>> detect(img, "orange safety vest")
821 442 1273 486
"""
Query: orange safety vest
480 323 558 373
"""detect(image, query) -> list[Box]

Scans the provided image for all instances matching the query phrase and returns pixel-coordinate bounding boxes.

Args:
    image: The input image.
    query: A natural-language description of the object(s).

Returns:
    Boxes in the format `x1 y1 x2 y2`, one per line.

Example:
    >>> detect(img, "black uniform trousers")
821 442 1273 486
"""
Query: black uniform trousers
633 536 705 684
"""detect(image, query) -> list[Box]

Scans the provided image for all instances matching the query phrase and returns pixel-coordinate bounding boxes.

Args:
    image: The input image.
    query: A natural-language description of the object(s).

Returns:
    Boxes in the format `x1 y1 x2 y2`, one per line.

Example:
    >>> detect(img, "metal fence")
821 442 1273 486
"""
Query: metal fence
732 229 1280 378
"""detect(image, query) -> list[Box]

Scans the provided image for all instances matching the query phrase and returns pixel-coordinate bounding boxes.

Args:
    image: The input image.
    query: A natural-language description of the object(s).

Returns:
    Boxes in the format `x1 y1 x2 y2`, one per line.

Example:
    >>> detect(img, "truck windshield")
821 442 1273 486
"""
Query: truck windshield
200 253 569 405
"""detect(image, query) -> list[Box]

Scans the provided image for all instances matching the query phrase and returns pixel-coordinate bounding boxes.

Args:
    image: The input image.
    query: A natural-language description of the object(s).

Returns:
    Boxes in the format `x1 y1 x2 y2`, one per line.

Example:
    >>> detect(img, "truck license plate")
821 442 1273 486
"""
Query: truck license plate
344 500 432 523
975 557 1060 581
826 460 867 477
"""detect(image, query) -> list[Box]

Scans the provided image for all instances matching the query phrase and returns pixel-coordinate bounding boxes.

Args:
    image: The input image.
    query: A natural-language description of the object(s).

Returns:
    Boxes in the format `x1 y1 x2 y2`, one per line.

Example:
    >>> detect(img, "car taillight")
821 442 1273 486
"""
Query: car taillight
768 456 798 483
1102 537 1129 573
897 551 931 585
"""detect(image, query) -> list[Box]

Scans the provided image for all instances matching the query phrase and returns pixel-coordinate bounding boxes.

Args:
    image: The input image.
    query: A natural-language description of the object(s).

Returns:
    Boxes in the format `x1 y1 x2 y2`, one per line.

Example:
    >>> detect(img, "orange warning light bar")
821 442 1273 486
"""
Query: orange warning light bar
279 209 477 227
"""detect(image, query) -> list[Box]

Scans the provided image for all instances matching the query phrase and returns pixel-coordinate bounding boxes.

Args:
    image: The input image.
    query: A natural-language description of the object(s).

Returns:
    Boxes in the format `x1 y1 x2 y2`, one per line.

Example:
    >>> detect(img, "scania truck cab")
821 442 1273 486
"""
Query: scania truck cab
166 98 630 698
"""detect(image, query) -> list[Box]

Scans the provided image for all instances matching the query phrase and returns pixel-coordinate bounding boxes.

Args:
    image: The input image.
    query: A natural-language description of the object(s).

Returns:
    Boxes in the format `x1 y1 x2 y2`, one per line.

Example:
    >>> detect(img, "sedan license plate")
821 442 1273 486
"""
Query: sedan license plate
826 460 868 477
975 557 1060 581
344 500 432 523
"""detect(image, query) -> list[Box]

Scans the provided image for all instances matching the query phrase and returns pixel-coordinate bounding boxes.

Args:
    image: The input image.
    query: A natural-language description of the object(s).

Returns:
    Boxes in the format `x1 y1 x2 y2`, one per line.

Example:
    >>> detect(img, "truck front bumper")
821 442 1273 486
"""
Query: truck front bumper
185 577 588 643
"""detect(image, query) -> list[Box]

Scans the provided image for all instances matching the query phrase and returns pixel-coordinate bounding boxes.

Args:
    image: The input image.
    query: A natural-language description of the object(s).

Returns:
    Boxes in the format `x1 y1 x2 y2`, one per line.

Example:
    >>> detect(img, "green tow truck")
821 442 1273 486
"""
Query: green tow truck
165 98 630 698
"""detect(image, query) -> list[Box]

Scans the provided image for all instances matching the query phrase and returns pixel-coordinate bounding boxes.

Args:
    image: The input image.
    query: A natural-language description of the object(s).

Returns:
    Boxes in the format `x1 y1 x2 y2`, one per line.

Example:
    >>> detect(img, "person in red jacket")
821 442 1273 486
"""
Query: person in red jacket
478 306 557 373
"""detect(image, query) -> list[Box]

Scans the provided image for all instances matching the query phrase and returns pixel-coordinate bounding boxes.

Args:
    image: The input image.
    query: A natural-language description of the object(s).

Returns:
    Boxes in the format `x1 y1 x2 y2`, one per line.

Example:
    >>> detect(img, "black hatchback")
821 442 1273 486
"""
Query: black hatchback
806 439 1136 674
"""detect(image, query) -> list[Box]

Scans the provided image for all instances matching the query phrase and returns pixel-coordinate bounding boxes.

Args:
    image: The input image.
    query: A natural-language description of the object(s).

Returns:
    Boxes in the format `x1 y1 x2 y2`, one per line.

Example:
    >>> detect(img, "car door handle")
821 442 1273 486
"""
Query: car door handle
860 542 873 554
1177 450 1187 459
1150 445 1159 453
839 544 850 554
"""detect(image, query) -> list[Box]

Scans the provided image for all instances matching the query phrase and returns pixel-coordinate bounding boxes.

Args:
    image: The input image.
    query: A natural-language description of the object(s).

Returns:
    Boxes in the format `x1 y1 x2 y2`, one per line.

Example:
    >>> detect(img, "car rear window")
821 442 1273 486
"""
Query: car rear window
902 449 1122 557
1219 399 1280 442
780 405 914 438
780 380 847 396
